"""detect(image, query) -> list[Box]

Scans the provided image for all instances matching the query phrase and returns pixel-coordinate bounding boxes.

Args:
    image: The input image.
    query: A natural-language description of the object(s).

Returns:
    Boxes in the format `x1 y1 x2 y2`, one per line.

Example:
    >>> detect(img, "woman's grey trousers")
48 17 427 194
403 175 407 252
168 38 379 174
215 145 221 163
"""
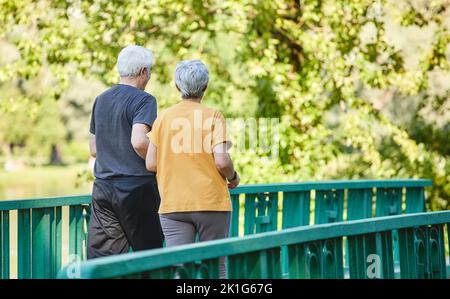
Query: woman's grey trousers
159 211 231 279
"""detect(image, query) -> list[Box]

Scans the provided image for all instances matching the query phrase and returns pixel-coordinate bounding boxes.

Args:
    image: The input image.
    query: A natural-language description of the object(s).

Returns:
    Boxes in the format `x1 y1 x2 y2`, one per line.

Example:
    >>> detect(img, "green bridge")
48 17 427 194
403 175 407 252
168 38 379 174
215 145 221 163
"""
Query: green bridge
1 179 449 279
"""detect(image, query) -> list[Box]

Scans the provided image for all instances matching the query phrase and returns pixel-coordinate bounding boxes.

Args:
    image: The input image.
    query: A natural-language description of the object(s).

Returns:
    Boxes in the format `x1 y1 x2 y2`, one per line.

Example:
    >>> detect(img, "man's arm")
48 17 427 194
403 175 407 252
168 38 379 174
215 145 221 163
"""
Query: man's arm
89 133 96 158
145 141 157 172
212 142 240 189
131 123 151 159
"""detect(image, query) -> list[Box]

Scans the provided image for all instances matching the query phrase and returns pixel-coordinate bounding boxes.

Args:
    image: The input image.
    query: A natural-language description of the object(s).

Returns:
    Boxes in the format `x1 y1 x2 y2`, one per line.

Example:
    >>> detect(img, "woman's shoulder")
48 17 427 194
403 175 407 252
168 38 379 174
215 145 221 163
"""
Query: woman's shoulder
197 103 224 117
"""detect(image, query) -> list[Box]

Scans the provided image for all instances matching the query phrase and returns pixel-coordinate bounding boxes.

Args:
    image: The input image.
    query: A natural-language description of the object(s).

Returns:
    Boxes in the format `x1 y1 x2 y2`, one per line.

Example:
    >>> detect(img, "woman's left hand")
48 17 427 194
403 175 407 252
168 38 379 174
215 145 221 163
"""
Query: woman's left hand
228 172 240 189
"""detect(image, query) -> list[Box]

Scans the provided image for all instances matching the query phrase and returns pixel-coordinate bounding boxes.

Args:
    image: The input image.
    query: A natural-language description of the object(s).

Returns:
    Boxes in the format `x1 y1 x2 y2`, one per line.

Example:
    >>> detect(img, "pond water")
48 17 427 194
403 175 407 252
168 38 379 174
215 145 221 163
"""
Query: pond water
0 164 93 278
0 164 92 200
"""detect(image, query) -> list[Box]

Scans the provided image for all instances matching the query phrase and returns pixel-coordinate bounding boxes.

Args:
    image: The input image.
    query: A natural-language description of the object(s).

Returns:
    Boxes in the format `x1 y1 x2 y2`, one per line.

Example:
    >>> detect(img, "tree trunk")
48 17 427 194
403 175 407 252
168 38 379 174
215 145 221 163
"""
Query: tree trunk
49 144 64 165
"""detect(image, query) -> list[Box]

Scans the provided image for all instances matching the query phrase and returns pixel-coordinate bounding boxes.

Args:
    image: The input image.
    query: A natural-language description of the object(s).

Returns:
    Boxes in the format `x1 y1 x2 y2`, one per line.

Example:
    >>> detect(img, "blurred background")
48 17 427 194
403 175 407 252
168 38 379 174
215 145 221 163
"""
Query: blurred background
0 0 448 210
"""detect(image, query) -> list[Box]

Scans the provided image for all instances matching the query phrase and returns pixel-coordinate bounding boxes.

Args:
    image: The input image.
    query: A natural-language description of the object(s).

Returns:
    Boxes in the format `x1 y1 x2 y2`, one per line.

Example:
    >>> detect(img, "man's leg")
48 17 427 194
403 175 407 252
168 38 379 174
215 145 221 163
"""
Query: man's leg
87 179 130 259
113 177 164 251
193 211 231 279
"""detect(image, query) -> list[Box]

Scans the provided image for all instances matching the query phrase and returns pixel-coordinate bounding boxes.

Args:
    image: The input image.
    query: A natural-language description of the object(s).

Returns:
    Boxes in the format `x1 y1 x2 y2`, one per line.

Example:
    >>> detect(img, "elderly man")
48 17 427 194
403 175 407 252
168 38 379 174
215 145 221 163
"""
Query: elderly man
87 45 163 258
145 60 240 278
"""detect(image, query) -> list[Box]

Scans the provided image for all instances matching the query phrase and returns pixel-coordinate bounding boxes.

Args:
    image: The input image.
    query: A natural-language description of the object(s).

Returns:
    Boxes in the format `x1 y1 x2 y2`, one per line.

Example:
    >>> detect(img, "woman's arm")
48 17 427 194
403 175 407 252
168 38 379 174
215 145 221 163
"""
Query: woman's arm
213 142 240 189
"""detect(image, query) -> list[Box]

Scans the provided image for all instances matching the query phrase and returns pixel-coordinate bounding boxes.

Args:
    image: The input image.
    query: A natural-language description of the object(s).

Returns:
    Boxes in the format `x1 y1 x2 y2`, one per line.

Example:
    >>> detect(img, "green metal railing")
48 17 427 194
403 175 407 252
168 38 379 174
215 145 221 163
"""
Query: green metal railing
229 179 431 236
0 179 432 278
0 195 90 279
58 211 450 279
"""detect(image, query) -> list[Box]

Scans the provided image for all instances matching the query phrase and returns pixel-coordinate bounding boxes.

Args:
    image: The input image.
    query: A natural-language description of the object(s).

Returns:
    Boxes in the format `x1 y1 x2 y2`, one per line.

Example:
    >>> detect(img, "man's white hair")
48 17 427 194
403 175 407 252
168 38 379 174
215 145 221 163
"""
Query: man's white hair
174 60 209 99
117 45 153 77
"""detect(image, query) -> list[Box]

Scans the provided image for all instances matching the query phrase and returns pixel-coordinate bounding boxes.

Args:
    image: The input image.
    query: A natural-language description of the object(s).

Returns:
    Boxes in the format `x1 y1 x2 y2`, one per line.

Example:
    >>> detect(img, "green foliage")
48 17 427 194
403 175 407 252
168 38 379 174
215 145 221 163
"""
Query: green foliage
0 0 448 209
61 141 91 164
0 96 66 164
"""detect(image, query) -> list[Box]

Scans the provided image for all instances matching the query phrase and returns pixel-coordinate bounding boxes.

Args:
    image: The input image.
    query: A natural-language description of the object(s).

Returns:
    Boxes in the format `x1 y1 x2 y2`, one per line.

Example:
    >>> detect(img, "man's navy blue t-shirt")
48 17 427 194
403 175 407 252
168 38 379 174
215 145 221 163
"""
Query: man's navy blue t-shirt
89 84 157 179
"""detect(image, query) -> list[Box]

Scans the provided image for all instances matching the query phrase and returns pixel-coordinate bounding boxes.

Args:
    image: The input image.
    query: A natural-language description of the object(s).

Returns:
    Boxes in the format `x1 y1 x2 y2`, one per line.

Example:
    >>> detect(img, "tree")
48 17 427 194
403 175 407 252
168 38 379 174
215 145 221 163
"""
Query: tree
0 0 448 208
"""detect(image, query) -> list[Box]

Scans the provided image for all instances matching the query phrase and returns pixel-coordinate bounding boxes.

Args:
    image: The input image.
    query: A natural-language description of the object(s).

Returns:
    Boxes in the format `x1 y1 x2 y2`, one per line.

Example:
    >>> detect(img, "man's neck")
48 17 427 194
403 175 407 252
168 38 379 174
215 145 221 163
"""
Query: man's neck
119 77 143 90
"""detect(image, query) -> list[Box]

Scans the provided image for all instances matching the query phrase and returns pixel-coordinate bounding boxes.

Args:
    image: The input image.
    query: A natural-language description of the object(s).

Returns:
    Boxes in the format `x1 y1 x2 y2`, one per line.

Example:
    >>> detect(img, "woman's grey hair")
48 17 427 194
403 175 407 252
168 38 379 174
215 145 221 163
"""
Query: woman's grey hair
117 45 153 77
174 60 209 99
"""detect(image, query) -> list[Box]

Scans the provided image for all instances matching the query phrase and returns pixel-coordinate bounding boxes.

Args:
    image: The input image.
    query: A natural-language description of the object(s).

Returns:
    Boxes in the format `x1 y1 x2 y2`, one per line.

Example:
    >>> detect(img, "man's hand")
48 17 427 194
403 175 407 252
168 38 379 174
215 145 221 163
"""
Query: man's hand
227 172 240 189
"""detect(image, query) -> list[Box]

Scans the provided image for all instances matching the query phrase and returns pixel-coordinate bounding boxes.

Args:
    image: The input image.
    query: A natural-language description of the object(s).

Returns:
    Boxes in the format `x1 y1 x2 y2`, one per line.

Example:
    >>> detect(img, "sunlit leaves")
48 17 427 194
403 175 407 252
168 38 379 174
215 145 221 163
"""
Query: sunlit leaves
0 0 448 208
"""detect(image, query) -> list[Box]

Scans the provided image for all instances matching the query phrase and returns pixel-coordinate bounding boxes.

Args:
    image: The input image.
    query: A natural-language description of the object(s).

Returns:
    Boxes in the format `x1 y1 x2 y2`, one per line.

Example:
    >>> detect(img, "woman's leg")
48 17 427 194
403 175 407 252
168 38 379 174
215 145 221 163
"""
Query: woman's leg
159 213 197 246
159 213 197 278
192 211 231 278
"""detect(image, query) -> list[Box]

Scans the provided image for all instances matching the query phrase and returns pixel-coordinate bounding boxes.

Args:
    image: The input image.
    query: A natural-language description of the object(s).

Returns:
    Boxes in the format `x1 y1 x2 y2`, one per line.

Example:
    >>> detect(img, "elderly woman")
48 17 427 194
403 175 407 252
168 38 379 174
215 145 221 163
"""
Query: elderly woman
146 60 239 278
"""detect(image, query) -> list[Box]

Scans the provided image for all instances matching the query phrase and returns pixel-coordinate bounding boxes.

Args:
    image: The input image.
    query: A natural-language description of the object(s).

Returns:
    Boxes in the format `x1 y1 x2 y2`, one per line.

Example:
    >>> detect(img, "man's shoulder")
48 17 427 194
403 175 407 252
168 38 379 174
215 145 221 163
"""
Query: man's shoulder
95 86 114 101
98 85 155 101
119 85 155 103
130 87 154 101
